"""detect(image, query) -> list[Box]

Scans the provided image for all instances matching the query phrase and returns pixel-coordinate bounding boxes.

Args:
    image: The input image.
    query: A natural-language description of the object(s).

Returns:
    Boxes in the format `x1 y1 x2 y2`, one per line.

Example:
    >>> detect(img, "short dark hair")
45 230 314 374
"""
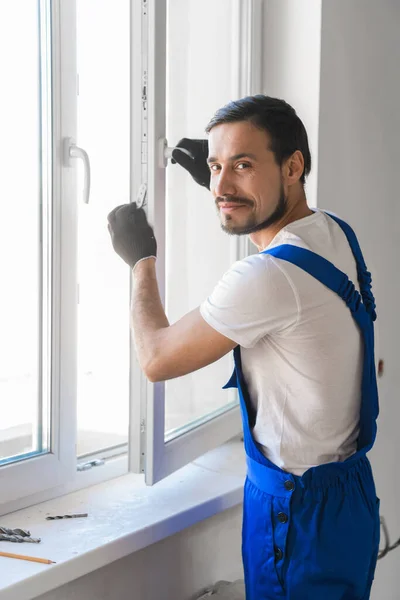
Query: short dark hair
205 95 311 185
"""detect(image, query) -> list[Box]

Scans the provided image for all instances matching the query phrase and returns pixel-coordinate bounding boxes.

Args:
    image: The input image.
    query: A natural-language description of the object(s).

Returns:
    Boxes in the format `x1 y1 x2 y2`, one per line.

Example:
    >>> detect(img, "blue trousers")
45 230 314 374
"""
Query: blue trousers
243 455 380 599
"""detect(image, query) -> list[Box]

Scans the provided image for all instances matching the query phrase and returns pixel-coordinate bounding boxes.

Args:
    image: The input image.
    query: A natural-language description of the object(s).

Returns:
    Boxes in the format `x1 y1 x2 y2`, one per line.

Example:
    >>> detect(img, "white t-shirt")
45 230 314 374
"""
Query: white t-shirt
200 210 364 476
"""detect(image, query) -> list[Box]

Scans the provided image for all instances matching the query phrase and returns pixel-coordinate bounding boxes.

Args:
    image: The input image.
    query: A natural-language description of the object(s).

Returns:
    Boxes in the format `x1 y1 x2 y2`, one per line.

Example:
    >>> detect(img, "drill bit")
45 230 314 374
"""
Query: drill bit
0 526 31 537
0 533 41 543
46 513 88 520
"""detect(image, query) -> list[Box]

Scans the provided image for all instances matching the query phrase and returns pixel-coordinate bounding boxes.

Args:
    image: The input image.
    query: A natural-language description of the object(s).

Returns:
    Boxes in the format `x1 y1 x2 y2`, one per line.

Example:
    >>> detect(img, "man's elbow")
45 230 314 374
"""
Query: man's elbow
145 369 163 384
142 354 184 382
142 357 167 383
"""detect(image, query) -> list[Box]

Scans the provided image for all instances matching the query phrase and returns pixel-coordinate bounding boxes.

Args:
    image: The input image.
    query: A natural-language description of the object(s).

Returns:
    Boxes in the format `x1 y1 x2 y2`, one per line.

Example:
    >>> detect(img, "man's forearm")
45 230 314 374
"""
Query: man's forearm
130 258 169 374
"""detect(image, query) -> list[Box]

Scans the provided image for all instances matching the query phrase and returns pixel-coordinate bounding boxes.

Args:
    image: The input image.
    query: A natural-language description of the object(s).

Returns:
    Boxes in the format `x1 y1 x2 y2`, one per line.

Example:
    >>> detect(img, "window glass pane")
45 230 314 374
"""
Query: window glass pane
0 0 51 465
76 0 130 457
165 0 239 439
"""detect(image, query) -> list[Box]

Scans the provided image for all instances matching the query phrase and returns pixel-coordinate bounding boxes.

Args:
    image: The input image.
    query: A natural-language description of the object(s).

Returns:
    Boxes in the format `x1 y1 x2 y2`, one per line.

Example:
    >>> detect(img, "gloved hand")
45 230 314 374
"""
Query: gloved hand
107 203 157 270
171 138 210 190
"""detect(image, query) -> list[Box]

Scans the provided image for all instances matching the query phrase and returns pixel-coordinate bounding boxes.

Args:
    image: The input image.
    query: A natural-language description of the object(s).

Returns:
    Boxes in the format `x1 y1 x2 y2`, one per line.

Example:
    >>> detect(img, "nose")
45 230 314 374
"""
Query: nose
212 167 237 198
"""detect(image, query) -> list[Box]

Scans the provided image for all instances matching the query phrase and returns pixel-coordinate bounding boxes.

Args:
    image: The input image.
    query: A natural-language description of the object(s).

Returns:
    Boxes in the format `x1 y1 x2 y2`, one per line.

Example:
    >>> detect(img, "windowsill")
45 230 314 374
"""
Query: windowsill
0 438 246 600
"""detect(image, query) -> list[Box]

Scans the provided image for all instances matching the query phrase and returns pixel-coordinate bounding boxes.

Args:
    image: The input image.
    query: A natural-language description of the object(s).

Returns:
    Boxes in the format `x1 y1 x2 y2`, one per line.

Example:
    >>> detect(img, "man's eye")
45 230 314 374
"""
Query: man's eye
209 164 220 172
237 162 250 170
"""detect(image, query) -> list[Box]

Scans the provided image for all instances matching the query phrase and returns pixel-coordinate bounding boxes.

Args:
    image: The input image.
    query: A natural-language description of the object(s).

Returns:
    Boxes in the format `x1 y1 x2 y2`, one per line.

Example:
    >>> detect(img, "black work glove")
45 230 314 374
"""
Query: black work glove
107 203 157 270
171 138 210 190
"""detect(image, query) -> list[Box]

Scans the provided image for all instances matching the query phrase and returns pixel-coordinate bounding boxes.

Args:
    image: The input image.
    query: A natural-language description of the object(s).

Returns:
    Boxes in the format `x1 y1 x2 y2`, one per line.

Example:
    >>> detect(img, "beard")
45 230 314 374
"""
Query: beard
217 180 287 236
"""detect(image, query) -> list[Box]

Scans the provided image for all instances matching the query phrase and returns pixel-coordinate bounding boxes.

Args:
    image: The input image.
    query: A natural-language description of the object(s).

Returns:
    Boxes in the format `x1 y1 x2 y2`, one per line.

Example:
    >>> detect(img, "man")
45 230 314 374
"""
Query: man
108 95 380 599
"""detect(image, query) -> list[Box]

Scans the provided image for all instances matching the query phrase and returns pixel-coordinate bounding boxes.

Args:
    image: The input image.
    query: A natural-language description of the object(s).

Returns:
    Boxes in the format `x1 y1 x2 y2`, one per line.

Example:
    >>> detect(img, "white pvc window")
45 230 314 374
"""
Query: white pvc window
134 0 263 484
164 0 242 441
0 0 262 512
0 0 49 467
0 0 77 506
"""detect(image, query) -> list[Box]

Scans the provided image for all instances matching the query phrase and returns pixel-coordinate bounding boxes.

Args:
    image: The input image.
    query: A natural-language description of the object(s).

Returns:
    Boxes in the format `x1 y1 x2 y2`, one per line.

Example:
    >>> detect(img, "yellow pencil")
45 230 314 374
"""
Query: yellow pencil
0 550 55 565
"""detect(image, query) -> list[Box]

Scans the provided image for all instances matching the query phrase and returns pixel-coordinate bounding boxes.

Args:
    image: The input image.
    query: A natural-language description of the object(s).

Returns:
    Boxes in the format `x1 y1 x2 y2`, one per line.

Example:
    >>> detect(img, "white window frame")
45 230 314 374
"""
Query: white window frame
0 0 263 514
0 0 78 508
131 0 264 485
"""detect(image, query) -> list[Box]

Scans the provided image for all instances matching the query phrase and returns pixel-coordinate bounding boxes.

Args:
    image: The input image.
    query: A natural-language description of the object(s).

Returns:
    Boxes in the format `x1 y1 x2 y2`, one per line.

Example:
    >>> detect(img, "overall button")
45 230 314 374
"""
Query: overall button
284 480 295 491
274 547 283 561
277 512 288 524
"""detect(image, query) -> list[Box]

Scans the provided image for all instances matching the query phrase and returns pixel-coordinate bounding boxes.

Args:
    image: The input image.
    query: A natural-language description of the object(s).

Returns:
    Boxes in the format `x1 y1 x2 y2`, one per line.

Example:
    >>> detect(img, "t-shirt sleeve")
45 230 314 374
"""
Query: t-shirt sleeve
200 254 300 348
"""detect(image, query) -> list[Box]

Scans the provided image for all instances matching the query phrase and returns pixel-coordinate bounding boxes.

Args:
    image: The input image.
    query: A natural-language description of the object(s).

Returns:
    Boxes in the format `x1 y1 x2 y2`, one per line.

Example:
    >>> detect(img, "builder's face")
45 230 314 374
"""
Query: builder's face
207 121 287 236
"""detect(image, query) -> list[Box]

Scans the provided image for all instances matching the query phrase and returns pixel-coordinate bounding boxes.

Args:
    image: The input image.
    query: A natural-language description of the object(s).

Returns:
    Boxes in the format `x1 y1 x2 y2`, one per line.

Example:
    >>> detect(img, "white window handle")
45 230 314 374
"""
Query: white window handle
63 137 91 204
164 145 193 160
158 138 193 168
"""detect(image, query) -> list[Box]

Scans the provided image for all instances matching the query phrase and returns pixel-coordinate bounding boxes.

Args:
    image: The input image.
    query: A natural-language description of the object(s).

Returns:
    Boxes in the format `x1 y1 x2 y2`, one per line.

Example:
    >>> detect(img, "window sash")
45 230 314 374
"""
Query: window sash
0 0 77 511
132 0 264 486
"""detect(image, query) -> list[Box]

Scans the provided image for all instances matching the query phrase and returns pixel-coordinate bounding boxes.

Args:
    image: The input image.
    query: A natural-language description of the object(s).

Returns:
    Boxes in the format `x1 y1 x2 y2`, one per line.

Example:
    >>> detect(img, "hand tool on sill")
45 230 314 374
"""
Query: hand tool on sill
0 526 41 543
0 533 41 543
0 550 55 565
0 526 31 537
45 513 88 520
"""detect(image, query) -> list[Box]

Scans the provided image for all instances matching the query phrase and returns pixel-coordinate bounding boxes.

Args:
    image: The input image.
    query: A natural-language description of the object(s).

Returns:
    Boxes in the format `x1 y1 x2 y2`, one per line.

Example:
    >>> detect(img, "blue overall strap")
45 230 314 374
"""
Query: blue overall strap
320 212 377 321
263 244 379 454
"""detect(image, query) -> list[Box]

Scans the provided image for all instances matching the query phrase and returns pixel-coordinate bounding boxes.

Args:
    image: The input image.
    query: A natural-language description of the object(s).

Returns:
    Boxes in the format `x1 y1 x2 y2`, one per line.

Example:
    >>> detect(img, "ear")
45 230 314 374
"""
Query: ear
285 150 304 185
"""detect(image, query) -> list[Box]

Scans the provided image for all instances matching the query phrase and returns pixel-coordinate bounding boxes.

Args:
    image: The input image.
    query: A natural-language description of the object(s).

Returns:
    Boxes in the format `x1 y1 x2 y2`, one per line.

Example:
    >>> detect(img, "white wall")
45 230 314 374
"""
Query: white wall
34 506 243 600
262 0 322 207
318 2 400 597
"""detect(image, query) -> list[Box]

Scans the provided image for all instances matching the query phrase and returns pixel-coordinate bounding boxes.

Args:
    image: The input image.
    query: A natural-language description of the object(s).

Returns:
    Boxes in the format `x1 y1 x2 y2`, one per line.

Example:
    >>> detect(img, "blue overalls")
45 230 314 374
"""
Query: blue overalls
224 214 380 599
